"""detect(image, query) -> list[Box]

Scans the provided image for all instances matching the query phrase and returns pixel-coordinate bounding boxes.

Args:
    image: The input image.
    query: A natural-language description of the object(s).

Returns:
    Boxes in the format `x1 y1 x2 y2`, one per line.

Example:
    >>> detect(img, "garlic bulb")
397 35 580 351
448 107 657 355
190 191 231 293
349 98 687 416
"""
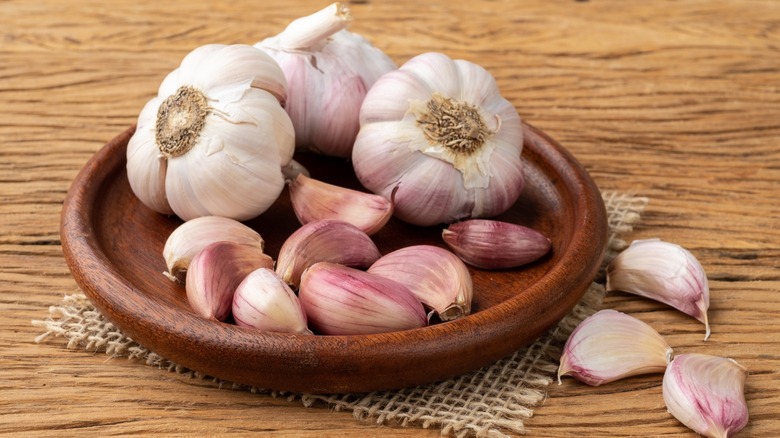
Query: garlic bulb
352 52 524 226
127 44 295 221
442 219 550 269
163 215 265 282
185 241 274 321
299 262 427 335
288 173 395 235
557 309 672 386
606 238 711 340
233 268 311 335
663 354 749 438
368 245 472 321
255 3 396 157
275 219 381 287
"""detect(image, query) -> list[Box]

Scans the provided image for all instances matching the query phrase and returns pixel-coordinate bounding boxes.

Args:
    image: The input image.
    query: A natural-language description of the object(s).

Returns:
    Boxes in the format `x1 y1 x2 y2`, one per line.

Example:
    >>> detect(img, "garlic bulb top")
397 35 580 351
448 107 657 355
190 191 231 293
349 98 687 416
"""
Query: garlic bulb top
127 44 295 221
352 52 525 226
255 3 396 157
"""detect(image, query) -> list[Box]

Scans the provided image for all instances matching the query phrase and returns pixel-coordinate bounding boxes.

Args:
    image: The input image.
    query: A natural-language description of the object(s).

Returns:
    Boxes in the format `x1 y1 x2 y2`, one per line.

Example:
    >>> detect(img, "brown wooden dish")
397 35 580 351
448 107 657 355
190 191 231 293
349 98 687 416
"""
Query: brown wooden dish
60 122 607 393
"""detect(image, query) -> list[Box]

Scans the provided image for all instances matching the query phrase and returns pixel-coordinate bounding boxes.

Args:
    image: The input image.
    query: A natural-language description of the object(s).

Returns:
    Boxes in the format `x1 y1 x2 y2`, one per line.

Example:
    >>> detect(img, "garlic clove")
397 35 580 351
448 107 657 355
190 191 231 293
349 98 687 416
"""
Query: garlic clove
606 238 711 340
162 215 265 282
298 262 427 335
663 354 749 438
557 309 673 386
288 173 395 235
368 245 472 321
185 241 273 321
442 219 551 269
232 268 312 335
275 219 381 288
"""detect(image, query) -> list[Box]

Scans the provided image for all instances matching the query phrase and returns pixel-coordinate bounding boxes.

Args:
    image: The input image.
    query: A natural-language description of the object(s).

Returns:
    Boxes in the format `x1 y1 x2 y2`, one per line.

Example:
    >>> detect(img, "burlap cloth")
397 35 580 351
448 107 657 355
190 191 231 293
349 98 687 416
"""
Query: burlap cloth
33 192 647 437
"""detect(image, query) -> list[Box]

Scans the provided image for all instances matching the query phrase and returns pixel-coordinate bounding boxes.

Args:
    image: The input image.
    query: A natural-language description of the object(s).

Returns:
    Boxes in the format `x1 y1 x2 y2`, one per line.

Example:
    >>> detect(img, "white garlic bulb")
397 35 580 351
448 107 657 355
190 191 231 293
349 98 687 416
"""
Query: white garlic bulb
352 52 524 226
255 3 396 157
127 44 295 221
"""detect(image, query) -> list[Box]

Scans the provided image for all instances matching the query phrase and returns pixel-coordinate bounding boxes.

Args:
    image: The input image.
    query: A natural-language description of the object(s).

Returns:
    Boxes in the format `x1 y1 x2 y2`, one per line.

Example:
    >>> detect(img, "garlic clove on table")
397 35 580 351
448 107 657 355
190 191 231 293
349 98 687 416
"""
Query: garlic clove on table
557 309 673 386
663 354 749 438
352 52 524 226
162 215 265 282
368 245 472 321
275 219 381 288
288 173 395 236
606 238 711 340
298 262 427 335
442 219 551 269
127 44 295 221
185 241 274 322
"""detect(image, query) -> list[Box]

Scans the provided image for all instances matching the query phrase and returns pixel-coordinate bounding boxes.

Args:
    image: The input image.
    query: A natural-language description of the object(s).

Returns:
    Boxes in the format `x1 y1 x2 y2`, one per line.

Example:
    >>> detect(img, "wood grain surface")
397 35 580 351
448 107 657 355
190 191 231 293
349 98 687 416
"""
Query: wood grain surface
2 0 778 436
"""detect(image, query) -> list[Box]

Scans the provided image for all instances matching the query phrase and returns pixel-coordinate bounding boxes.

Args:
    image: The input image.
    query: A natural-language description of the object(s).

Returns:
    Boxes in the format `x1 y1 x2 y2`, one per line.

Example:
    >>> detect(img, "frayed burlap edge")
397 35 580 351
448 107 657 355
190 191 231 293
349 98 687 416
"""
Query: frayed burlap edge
33 191 647 438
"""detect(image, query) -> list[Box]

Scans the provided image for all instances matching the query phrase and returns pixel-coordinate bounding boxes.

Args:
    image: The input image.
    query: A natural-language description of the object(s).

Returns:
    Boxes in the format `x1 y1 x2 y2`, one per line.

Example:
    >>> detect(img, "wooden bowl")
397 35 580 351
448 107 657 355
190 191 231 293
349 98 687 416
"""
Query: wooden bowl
60 123 607 393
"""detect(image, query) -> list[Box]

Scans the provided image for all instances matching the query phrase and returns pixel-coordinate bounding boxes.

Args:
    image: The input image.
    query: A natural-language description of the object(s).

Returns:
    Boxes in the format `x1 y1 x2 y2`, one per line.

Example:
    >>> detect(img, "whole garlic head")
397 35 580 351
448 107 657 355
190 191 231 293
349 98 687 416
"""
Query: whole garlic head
352 52 524 226
127 44 295 221
255 3 396 157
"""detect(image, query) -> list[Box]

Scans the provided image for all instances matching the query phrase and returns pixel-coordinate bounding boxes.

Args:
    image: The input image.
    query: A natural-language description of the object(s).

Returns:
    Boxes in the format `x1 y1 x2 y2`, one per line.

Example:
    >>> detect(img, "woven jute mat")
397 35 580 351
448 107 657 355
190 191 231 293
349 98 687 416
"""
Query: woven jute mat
34 192 647 437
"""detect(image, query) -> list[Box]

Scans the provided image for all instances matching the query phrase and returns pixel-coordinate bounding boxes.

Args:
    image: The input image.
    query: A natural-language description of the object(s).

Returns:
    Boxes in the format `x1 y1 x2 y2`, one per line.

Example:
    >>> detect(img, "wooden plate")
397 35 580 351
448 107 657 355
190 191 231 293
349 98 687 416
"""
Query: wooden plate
60 123 607 393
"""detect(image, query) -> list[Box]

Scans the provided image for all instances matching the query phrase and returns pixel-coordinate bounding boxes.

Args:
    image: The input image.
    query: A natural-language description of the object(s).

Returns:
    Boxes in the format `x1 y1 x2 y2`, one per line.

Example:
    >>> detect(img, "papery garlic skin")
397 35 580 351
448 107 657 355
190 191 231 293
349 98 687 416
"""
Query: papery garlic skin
185 241 274 321
352 52 524 226
255 3 396 157
368 245 472 321
442 219 550 269
163 215 264 282
663 354 749 438
606 238 711 340
558 309 672 386
233 268 311 335
299 262 427 335
127 44 295 221
288 173 395 235
275 219 381 287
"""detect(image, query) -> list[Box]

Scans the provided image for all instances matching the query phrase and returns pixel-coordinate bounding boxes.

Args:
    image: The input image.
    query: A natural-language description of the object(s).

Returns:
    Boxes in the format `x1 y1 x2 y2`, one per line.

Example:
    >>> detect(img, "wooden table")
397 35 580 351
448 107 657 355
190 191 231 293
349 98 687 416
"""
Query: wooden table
3 0 778 435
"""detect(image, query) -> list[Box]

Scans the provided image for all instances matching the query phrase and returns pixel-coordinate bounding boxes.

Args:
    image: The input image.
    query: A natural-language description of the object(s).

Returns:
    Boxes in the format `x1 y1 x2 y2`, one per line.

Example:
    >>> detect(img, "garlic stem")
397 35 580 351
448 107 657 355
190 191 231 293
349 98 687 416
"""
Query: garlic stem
281 159 310 182
277 3 352 51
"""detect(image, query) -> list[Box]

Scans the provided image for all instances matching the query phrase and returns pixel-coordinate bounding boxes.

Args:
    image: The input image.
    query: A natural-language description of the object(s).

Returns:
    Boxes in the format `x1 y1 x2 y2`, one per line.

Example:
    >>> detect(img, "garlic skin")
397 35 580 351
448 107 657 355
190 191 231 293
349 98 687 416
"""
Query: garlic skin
232 268 311 335
442 219 551 269
606 238 711 340
352 52 524 226
288 174 395 236
163 215 264 282
185 241 274 321
368 245 472 321
299 262 427 335
127 44 295 221
281 159 310 182
275 219 381 287
663 354 749 438
255 3 396 157
557 309 673 386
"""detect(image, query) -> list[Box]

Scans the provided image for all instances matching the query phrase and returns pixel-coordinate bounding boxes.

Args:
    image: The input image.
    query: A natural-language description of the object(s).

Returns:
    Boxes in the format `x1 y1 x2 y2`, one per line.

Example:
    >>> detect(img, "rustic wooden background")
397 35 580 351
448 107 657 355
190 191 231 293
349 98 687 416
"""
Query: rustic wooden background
2 0 778 436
